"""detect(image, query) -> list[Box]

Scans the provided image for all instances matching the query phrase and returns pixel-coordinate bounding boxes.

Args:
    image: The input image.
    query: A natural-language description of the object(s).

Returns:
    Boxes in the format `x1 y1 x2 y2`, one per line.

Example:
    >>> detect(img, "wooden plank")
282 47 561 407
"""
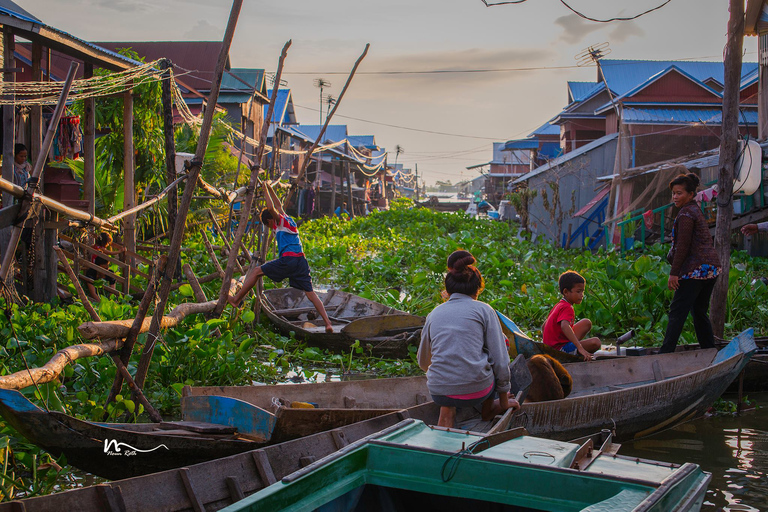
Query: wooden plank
178 468 205 512
252 450 277 486
181 395 275 441
225 476 245 503
159 421 237 435
122 87 136 267
95 484 126 512
652 360 664 382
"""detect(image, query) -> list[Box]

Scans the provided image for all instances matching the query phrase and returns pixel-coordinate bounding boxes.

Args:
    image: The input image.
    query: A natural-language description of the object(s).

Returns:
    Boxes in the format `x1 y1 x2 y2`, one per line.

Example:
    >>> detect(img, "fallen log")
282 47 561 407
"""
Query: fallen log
0 339 122 390
78 279 242 340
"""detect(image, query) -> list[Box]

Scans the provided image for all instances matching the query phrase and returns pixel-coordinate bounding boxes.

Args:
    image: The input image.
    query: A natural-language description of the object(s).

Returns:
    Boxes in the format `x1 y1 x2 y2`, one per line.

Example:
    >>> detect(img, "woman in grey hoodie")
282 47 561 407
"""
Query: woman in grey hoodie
418 252 520 427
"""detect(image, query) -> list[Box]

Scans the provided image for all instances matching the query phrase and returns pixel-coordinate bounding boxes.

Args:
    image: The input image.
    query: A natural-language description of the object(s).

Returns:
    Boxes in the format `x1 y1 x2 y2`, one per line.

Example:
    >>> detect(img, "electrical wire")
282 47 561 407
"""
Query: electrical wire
558 0 672 23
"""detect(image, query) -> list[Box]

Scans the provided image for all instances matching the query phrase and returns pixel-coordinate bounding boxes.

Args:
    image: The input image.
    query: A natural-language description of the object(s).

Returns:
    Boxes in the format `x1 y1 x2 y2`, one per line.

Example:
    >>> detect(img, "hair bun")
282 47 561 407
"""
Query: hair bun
686 172 700 187
451 255 475 273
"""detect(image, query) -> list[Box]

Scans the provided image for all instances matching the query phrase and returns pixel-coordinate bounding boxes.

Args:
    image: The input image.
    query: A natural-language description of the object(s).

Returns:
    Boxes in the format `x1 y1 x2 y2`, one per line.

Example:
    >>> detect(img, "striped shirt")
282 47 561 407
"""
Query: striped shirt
273 214 304 257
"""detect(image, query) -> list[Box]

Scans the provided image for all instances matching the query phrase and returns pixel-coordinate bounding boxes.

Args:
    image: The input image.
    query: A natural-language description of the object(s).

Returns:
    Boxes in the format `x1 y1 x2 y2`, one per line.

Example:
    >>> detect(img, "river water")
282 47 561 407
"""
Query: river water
620 392 768 511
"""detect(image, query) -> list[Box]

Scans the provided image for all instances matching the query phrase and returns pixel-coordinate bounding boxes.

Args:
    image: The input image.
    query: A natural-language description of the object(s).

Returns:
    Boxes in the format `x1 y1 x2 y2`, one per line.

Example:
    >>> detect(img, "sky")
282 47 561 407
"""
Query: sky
21 0 758 185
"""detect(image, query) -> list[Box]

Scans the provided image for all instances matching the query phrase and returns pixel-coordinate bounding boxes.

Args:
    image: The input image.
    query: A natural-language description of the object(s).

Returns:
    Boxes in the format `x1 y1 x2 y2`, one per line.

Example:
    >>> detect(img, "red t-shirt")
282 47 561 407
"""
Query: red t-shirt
542 299 575 349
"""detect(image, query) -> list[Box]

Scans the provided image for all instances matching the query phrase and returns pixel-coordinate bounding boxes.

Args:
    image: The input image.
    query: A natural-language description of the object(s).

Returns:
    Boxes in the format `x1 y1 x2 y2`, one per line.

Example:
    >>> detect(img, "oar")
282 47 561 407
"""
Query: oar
487 355 531 435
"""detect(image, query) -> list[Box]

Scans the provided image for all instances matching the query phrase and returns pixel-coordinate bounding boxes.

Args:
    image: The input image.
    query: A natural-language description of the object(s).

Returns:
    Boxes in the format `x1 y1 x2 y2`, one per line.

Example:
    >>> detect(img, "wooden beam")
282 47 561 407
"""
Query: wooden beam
2 27 15 209
712 0 746 337
0 203 20 229
83 63 96 218
346 161 354 219
123 86 135 267
30 43 42 169
161 59 177 251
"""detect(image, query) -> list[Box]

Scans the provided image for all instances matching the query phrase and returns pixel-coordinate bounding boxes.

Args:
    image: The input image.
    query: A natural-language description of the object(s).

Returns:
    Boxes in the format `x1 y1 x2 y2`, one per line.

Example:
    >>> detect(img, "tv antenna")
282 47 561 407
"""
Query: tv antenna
313 78 332 124
267 72 288 87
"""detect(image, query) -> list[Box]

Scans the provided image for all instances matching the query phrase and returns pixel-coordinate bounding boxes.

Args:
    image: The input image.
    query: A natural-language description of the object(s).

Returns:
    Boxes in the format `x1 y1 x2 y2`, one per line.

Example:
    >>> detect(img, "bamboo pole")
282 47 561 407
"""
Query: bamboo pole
201 229 225 278
161 59 177 246
212 40 292 317
107 175 187 223
183 263 208 302
54 246 100 322
0 178 116 230
0 61 79 287
132 0 245 392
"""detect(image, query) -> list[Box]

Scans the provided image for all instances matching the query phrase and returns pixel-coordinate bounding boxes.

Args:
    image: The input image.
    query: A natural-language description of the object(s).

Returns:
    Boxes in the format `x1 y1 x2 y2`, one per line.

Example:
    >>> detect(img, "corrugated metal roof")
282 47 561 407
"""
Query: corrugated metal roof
222 68 264 93
297 125 348 147
0 0 39 22
529 122 560 137
539 142 563 161
96 41 227 90
599 59 758 98
622 107 758 125
513 133 618 184
218 92 252 104
741 68 759 89
347 135 376 149
567 81 605 103
266 89 296 125
504 139 539 151
594 65 723 114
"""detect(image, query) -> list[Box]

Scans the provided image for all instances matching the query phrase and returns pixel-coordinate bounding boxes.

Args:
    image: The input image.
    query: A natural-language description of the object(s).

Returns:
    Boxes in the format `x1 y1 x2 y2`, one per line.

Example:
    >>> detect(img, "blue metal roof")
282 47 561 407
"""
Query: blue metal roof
599 59 758 98
594 65 723 114
567 82 605 103
513 133 618 184
297 125 348 146
504 139 539 151
539 141 563 161
347 135 376 149
0 1 39 22
529 121 560 137
266 89 295 125
741 68 759 89
622 107 758 125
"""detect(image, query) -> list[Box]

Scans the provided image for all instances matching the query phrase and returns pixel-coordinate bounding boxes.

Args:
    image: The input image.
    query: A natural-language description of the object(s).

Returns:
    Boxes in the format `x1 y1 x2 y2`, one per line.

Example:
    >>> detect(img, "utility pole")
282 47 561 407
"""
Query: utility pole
711 0 745 337
415 164 419 201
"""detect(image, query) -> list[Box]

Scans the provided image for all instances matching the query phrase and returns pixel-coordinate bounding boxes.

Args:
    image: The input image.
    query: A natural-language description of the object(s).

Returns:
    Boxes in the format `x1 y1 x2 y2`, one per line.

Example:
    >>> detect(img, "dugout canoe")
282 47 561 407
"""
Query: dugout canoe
186 328 757 442
0 390 395 480
261 288 424 358
0 408 425 512
222 420 710 512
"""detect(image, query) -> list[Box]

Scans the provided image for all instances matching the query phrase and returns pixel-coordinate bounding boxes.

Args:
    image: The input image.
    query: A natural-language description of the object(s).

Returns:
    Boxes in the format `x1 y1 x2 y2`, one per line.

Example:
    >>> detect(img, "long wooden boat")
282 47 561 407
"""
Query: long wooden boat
0 408 426 511
222 420 711 512
187 329 757 442
504 309 768 393
0 390 395 480
261 288 424 358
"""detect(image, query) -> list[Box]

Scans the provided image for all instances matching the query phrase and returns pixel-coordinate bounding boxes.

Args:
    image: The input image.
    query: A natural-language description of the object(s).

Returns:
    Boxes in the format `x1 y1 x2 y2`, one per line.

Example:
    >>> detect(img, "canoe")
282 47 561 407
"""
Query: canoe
261 288 424 358
0 407 426 512
0 389 396 480
187 328 757 442
504 307 768 393
221 419 711 512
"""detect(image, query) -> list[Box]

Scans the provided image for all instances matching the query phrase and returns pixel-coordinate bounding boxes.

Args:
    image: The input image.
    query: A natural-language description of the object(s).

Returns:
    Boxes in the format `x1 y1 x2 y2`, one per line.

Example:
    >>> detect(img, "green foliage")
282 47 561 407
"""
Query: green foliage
3 199 768 499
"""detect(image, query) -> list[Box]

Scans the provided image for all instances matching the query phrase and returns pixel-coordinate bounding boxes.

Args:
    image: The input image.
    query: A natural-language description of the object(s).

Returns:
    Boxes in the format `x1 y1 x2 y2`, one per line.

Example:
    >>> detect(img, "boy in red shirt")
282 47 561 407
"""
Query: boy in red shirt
542 271 601 361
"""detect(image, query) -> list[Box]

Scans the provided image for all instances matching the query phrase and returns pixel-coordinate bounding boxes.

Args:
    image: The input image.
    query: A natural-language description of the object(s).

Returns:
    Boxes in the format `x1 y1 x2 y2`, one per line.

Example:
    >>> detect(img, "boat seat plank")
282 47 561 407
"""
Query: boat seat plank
652 360 664 382
179 467 206 512
159 421 238 435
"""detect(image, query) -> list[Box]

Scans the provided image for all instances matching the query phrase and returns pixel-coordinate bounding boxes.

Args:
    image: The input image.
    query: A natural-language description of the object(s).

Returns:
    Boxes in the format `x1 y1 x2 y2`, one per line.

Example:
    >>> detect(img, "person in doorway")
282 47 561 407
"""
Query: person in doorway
228 180 334 333
417 252 519 427
13 143 32 189
660 172 721 354
85 232 124 299
542 271 601 361
334 202 350 220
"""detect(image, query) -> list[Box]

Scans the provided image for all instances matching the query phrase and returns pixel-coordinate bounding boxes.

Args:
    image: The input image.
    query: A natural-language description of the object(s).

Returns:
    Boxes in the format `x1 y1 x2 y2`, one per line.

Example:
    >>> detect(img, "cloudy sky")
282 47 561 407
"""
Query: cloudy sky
22 0 757 185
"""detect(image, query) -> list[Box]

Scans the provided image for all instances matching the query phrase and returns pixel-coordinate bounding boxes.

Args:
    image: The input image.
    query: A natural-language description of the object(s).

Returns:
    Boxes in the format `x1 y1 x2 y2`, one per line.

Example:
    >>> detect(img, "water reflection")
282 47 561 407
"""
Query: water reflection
620 393 768 511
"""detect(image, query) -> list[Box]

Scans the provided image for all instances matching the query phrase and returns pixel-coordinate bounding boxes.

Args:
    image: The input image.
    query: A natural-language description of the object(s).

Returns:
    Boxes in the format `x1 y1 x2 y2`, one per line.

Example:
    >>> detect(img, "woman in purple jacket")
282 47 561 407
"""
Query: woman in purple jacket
661 171 722 354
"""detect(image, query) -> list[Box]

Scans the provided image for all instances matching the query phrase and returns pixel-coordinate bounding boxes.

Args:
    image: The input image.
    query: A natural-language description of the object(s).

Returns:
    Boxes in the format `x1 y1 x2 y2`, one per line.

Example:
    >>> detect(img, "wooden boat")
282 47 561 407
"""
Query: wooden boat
0 408 425 511
222 420 711 512
261 288 424 358
187 328 757 442
503 308 768 393
0 389 395 480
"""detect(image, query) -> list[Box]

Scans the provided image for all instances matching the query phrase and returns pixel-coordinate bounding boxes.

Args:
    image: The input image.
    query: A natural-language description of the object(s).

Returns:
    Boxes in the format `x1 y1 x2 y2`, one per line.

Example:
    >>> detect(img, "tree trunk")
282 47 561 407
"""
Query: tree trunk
711 0 745 337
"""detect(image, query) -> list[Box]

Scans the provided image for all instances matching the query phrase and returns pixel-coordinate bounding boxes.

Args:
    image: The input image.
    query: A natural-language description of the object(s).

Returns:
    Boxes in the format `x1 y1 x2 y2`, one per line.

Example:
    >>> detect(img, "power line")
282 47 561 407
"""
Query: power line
559 0 672 23
283 64 581 75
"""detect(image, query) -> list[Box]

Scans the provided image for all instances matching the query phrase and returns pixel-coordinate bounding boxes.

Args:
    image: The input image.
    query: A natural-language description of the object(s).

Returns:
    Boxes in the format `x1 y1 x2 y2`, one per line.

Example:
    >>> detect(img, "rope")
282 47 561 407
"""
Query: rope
440 437 490 482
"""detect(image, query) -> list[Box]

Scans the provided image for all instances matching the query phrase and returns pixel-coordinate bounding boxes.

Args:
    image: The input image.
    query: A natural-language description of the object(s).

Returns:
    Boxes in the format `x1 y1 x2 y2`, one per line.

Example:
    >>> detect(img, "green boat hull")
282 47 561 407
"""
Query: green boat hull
222 420 710 512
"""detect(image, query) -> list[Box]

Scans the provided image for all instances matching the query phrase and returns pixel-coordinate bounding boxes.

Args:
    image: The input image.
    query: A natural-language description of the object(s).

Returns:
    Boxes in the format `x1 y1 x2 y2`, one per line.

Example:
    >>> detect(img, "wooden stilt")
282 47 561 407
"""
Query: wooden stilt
83 63 96 222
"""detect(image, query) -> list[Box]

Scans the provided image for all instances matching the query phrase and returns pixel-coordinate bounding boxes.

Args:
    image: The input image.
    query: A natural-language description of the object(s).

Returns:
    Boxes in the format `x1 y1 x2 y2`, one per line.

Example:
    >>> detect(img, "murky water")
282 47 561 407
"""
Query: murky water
620 392 768 511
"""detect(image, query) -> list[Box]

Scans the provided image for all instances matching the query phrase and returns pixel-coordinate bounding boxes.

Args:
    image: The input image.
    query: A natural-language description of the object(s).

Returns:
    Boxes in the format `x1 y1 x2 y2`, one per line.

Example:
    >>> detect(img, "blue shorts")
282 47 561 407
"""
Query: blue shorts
560 342 578 355
260 256 313 292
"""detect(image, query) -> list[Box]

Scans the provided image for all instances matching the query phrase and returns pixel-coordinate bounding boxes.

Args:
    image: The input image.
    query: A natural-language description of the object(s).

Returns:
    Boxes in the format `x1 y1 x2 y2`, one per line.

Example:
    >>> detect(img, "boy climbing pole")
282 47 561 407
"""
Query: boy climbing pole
228 180 334 333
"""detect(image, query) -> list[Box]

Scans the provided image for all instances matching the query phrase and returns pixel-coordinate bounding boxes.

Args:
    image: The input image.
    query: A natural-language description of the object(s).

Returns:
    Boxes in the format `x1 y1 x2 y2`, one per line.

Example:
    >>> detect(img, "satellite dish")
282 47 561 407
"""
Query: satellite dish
734 139 762 196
